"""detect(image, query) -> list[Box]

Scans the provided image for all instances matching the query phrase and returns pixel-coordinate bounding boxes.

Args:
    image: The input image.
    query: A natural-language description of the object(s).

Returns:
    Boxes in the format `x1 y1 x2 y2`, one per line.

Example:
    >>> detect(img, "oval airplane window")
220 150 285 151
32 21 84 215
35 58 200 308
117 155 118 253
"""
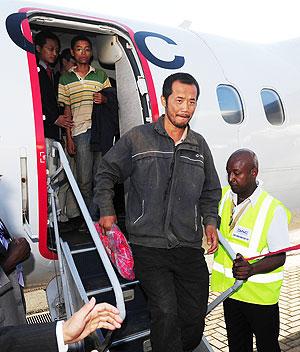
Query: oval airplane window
261 89 285 125
216 85 244 124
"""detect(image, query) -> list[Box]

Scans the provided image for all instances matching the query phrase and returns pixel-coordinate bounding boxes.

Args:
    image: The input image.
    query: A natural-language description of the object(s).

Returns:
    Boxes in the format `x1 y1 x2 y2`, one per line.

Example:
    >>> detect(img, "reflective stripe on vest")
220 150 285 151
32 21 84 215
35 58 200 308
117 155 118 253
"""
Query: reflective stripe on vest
218 188 275 257
248 194 273 257
212 262 284 283
218 187 230 216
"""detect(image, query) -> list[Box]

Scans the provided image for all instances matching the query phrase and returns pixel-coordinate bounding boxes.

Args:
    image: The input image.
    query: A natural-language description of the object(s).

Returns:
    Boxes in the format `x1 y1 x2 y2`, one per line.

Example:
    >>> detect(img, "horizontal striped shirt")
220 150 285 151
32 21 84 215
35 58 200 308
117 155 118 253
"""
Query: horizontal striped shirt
58 66 111 136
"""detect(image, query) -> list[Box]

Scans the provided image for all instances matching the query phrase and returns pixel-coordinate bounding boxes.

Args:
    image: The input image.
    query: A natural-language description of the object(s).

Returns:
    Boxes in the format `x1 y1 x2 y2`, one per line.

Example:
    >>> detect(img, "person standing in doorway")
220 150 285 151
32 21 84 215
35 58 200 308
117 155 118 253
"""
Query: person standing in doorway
35 31 73 175
58 36 111 228
57 48 81 229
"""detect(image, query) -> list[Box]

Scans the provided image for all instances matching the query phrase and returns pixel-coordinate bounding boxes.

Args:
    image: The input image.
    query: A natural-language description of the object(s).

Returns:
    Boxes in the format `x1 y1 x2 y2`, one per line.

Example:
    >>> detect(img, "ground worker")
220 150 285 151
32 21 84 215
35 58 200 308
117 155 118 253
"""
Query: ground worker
211 148 290 352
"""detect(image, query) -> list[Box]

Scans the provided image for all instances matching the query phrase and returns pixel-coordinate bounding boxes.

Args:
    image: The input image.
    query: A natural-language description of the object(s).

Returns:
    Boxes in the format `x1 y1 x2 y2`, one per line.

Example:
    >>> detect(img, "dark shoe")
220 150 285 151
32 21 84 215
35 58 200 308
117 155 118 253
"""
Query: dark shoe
58 221 77 233
68 216 83 227
78 222 90 234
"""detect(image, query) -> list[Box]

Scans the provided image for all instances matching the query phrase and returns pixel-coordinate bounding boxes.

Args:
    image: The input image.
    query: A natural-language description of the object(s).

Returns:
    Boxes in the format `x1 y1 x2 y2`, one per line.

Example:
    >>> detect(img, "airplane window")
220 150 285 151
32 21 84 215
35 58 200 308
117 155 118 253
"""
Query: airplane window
216 85 244 124
261 89 285 125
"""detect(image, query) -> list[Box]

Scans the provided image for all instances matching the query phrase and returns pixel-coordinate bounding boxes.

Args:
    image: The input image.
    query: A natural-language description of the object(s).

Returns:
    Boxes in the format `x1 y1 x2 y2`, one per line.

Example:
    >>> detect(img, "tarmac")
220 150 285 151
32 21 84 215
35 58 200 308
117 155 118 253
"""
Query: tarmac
24 227 300 351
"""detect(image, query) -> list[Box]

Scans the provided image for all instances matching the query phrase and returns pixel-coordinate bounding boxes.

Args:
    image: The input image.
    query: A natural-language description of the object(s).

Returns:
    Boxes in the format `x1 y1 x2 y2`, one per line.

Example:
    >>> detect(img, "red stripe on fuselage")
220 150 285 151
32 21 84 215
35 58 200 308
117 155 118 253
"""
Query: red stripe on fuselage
121 26 160 122
20 11 56 260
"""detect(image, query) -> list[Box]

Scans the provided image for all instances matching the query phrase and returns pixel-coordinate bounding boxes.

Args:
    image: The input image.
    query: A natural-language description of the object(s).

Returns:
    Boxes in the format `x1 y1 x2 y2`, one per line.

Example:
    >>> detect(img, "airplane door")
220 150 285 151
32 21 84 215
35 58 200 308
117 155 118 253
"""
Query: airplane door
96 34 149 135
115 43 146 135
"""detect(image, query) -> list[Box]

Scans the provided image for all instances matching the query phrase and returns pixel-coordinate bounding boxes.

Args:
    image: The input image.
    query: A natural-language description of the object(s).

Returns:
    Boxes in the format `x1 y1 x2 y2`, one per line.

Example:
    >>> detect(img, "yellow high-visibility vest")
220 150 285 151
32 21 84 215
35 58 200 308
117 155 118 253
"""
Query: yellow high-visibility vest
211 186 291 305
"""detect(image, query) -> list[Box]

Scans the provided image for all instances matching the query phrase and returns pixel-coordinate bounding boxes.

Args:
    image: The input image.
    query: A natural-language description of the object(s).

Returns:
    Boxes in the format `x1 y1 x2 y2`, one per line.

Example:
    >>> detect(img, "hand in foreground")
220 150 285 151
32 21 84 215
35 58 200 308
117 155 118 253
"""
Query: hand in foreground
93 92 107 104
205 224 218 254
63 297 123 345
99 215 117 235
232 253 253 280
55 115 74 129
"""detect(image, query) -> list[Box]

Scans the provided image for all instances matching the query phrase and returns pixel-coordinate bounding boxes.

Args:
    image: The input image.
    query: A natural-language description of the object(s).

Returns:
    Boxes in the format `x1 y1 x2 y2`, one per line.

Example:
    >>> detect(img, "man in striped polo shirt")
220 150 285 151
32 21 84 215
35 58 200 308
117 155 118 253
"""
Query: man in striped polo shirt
58 35 111 221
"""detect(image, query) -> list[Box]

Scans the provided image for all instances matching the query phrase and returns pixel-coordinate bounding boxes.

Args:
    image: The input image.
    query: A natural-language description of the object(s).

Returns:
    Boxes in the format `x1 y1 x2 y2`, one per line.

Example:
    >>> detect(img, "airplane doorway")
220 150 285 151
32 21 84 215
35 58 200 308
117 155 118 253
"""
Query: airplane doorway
28 12 152 256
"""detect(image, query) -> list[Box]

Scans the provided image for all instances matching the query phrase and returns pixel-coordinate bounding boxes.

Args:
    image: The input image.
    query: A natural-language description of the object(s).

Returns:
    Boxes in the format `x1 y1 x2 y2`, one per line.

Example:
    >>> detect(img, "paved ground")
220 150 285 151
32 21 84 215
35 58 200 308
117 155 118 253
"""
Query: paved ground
204 229 300 352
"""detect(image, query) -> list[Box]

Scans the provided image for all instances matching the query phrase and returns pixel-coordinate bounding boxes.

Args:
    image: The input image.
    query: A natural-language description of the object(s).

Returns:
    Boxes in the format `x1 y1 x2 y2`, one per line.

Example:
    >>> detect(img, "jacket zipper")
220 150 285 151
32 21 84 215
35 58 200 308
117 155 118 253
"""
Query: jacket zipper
195 204 198 232
164 143 178 232
133 199 145 224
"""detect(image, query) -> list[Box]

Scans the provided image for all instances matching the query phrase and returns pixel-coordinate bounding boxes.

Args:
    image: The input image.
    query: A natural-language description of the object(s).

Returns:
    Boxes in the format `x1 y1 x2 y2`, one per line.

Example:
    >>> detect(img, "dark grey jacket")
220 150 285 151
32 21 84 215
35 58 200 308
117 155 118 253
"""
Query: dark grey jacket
94 116 221 249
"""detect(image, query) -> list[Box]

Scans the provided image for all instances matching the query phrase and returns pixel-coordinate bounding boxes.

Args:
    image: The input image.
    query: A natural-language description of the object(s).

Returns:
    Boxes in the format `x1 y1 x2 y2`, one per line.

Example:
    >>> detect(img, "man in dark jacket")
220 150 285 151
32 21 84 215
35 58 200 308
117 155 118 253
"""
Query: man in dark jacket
90 86 119 155
94 73 221 352
35 31 73 174
35 31 75 232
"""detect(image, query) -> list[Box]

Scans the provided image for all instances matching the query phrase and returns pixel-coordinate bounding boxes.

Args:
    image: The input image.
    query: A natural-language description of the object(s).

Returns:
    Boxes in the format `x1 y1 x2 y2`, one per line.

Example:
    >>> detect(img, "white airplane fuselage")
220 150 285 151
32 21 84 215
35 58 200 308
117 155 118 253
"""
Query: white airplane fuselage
0 1 299 287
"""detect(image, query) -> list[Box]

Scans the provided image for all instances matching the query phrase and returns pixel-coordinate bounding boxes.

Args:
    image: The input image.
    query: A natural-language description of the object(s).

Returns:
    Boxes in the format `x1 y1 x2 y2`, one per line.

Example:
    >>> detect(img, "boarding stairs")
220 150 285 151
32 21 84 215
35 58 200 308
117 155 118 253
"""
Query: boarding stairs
46 141 243 352
47 142 150 352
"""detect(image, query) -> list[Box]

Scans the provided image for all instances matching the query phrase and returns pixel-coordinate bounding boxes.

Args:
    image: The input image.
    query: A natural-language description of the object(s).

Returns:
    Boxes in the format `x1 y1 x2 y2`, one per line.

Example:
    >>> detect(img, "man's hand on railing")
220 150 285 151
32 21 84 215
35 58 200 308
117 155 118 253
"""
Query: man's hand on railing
232 253 253 280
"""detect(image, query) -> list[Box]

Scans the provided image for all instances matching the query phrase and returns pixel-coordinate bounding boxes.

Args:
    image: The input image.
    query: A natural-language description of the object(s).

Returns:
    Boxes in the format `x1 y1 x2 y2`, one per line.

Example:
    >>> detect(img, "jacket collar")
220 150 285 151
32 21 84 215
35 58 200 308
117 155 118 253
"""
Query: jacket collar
154 115 169 137
39 59 48 70
154 115 201 148
154 115 190 137
70 65 95 80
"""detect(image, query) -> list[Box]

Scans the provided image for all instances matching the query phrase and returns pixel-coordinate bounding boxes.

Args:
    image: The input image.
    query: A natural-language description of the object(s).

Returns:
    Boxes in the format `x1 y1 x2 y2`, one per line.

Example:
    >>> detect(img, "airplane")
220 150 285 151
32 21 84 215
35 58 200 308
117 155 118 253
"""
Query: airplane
0 0 299 303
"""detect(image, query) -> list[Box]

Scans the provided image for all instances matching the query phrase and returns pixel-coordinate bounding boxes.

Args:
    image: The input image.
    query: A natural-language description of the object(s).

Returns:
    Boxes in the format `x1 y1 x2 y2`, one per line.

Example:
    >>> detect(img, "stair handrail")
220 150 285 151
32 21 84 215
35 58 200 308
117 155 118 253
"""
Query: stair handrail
206 230 243 314
52 141 126 320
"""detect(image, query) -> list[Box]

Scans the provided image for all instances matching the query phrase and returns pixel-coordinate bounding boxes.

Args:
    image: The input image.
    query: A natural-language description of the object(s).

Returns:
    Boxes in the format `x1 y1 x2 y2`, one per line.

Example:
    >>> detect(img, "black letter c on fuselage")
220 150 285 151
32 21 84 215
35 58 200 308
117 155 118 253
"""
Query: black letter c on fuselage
134 31 185 69
6 13 35 54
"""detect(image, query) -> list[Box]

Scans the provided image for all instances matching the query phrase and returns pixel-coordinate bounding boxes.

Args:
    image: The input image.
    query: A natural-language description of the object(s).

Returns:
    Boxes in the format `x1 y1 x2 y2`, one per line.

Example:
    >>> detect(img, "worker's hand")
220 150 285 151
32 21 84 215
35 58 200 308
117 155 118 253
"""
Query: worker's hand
63 297 122 344
2 238 31 274
205 224 218 254
8 238 31 263
99 215 117 235
232 253 253 280
93 92 107 104
66 136 76 156
55 115 74 129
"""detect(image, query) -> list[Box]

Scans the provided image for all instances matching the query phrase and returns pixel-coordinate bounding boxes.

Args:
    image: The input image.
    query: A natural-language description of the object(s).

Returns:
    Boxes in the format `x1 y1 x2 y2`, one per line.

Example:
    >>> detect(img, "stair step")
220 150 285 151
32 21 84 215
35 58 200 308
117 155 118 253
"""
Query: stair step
110 329 150 347
72 249 136 292
94 284 150 342
61 230 151 351
87 280 140 297
70 246 96 254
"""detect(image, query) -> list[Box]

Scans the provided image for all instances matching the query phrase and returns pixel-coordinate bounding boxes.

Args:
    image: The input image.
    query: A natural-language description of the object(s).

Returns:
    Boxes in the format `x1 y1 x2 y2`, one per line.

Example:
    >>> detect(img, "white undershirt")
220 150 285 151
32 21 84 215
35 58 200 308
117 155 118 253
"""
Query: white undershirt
230 180 290 252
56 321 68 352
174 126 188 146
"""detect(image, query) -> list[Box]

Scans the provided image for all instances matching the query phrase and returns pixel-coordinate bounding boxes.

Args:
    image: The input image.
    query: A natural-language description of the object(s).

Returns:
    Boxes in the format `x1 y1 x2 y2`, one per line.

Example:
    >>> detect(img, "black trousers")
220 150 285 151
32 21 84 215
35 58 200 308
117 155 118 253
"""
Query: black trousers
223 298 280 352
132 245 209 352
